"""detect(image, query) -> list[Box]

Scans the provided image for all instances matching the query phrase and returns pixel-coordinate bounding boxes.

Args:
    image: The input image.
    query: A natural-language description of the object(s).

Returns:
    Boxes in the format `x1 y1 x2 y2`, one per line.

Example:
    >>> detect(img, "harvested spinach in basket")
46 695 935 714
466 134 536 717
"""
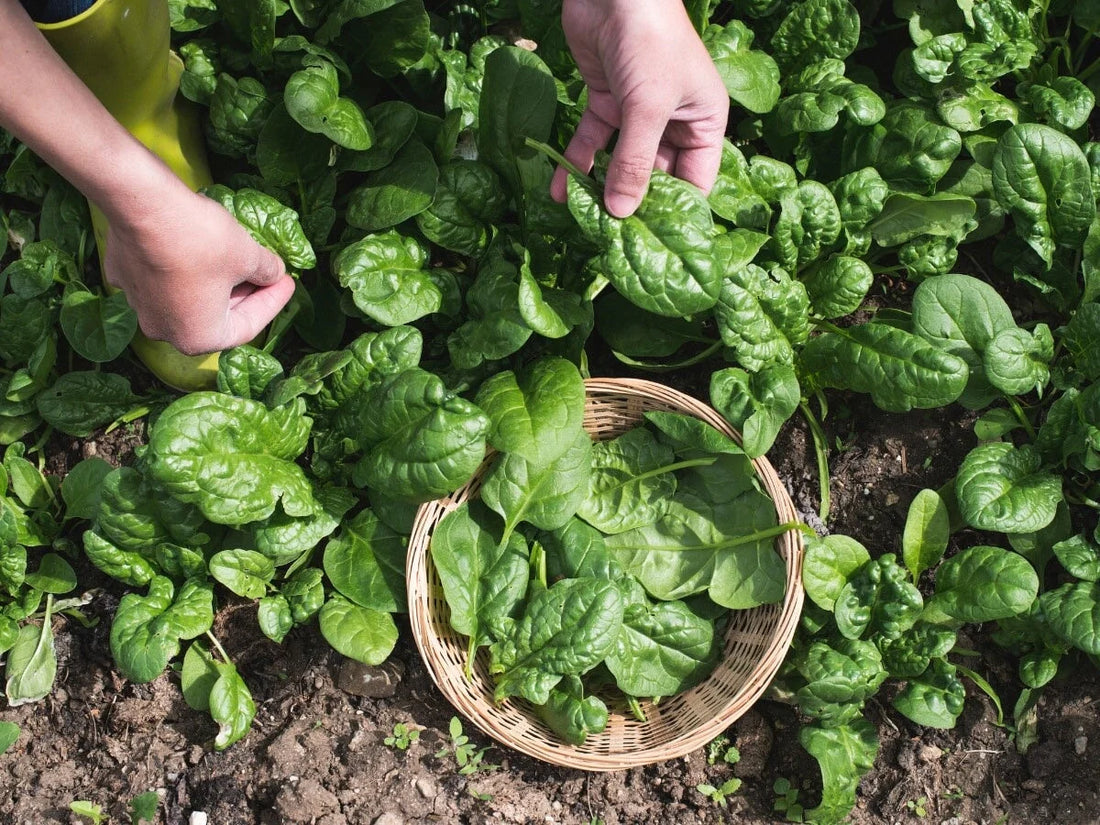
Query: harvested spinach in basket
429 359 798 745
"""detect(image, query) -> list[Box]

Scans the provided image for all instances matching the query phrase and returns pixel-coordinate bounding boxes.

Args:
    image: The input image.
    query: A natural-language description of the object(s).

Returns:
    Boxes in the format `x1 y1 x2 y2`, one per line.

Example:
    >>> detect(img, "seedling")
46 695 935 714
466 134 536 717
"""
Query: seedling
705 734 741 765
129 791 159 824
436 716 497 776
906 796 929 817
696 777 743 807
69 801 106 824
384 722 420 750
773 778 804 822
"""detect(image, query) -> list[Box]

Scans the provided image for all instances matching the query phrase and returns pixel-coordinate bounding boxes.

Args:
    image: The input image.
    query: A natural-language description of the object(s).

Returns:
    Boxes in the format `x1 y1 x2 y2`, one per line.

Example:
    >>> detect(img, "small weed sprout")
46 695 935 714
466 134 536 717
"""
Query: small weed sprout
436 716 497 775
696 777 743 807
705 734 742 766
906 796 929 817
69 801 106 825
384 722 421 750
773 777 805 822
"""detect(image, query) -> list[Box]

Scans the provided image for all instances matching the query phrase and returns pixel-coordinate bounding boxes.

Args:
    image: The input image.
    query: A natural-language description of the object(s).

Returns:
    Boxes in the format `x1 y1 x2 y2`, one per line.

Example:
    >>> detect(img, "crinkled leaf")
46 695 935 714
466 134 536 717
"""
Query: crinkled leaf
205 185 316 269
927 544 1040 622
800 718 878 824
892 658 965 728
568 172 721 317
605 600 717 697
992 123 1096 265
351 368 490 502
346 138 438 232
147 393 316 526
334 231 441 326
577 427 677 534
703 20 781 114
983 324 1053 396
110 577 214 683
489 578 624 704
284 58 372 149
208 549 274 599
802 534 870 612
1041 580 1100 655
955 443 1061 533
415 160 507 256
802 322 968 412
474 357 586 465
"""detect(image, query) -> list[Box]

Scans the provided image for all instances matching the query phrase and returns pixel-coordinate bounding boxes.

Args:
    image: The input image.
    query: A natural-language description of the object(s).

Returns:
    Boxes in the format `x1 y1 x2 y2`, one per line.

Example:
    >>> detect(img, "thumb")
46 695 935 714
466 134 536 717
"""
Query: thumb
245 243 288 287
223 276 297 347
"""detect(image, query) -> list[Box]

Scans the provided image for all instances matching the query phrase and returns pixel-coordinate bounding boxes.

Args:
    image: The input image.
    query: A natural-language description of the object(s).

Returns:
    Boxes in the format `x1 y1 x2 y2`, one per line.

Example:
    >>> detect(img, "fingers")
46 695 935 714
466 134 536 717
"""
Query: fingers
551 107 616 203
672 141 724 197
603 98 669 217
222 275 297 349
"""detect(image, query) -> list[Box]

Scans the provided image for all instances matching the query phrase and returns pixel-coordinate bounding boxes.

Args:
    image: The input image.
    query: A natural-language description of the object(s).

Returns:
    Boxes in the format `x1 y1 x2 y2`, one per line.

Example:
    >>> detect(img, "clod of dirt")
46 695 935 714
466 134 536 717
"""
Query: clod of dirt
336 658 405 698
273 777 340 823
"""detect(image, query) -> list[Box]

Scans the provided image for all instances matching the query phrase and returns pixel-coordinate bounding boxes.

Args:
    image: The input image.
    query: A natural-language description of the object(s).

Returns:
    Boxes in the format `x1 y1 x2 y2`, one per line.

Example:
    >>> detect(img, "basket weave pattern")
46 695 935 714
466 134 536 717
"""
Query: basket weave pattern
407 378 805 770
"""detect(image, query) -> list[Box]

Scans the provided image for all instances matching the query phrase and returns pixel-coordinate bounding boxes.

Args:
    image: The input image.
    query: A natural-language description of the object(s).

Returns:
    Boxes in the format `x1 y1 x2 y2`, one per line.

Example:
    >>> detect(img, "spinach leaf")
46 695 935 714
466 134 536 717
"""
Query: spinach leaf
333 231 443 326
576 427 677 534
430 501 529 653
992 123 1096 265
535 675 608 746
318 594 399 665
568 171 721 318
474 357 586 466
350 368 490 502
147 393 317 526
323 509 407 613
926 545 1039 623
110 577 214 683
605 600 717 697
802 322 968 412
489 578 624 705
955 443 1061 533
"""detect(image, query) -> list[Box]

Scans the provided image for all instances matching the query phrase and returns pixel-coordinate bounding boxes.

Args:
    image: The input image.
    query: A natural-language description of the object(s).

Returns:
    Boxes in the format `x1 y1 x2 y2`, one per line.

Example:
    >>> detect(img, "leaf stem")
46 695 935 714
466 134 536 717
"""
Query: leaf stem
800 401 832 523
523 138 591 183
1005 396 1038 441
205 630 231 664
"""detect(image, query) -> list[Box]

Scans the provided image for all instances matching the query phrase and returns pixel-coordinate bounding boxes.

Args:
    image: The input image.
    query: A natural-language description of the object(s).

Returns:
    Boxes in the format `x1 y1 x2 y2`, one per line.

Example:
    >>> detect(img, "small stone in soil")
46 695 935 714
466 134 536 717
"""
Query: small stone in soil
337 658 406 698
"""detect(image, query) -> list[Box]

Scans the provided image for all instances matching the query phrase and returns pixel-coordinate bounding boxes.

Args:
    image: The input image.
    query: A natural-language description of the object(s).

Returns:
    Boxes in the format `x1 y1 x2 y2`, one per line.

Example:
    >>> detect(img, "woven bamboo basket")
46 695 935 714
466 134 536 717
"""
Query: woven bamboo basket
406 377 804 771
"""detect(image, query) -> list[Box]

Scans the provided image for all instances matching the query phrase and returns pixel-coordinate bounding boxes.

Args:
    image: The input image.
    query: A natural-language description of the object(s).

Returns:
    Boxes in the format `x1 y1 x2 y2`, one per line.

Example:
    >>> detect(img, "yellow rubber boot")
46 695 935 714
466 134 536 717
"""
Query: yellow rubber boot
39 0 219 391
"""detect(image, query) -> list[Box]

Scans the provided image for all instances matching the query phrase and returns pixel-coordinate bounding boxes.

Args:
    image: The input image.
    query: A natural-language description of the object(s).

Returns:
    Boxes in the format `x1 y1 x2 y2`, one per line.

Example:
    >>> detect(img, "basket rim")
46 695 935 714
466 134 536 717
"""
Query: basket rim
406 377 805 771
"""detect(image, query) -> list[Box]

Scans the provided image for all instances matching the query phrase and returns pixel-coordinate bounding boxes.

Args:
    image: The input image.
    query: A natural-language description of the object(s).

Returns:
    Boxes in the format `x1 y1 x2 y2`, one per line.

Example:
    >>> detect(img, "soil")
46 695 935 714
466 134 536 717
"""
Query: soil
3 390 1100 825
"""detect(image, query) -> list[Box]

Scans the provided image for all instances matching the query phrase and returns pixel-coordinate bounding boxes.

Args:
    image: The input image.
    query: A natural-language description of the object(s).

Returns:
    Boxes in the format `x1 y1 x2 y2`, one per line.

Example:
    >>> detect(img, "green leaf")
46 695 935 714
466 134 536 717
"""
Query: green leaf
605 600 717 697
490 578 624 705
180 640 219 712
473 357 586 465
577 427 677 534
37 371 139 438
714 264 810 372
800 718 878 824
568 172 721 318
60 457 113 522
217 345 285 400
802 534 870 612
481 427 593 537
146 392 316 526
322 509 407 613
24 552 76 594
415 160 507 256
4 619 56 706
429 501 529 651
983 325 1053 396
205 185 315 269
771 0 861 72
992 123 1096 265
0 721 20 754
801 322 968 412
704 21 781 113
284 58 372 150
318 594 399 665
927 545 1039 623
257 594 293 643
346 138 438 232
477 47 558 199
892 658 965 728
59 290 138 363
210 661 255 749
334 230 441 326
800 255 873 319
535 675 608 746
208 550 275 599
709 365 800 458
110 577 214 683
870 193 977 246
351 369 490 502
1041 580 1100 655
955 443 1061 533
911 273 1019 409
834 554 923 640
902 489 950 581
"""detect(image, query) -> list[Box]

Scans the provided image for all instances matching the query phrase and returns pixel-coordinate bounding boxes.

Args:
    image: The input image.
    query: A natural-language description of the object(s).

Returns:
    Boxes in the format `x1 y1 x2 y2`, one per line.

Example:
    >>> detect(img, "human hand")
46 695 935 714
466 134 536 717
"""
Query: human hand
101 181 295 356
551 0 728 217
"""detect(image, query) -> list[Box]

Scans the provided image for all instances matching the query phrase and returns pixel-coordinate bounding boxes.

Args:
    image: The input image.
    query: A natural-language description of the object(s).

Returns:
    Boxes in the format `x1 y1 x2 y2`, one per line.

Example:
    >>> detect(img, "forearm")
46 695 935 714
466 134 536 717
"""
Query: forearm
0 1 186 224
